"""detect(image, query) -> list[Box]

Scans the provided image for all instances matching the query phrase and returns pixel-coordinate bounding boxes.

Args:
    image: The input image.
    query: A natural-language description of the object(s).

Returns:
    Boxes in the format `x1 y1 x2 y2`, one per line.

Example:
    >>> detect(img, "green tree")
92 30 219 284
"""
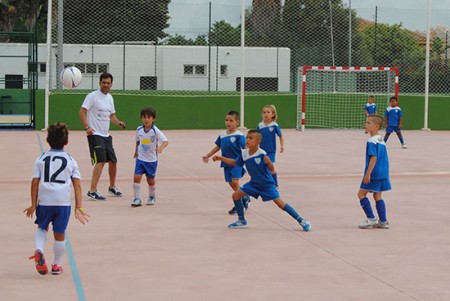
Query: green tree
247 0 282 47
0 0 47 41
62 0 170 44
209 20 240 46
361 23 423 67
280 0 362 66
163 33 207 46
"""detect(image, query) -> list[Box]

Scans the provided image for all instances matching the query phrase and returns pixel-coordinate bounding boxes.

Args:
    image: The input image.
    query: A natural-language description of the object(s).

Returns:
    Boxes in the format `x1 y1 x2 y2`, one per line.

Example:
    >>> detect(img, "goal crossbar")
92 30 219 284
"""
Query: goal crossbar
297 66 399 131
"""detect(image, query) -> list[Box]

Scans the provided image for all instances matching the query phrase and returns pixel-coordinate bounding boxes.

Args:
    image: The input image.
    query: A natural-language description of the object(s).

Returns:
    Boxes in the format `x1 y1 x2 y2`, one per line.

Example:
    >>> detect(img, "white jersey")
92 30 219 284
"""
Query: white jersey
32 149 81 206
81 90 116 137
135 124 168 162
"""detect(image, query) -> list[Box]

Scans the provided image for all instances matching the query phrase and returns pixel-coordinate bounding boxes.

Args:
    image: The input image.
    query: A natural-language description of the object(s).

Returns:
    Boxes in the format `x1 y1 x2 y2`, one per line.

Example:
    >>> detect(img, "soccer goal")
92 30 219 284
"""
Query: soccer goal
297 66 399 131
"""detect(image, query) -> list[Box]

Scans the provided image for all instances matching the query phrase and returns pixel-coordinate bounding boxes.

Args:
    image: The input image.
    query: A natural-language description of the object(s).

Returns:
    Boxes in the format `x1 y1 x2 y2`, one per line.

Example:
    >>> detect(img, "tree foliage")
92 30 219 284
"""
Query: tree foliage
62 0 170 44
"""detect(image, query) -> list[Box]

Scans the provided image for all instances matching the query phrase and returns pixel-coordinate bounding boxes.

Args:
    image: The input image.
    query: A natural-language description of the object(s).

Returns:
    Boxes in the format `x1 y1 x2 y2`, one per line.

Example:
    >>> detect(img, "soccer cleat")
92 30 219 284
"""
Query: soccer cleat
51 264 63 275
402 144 408 149
131 198 142 207
87 191 106 201
299 219 311 232
374 221 390 229
29 249 48 275
146 196 155 206
359 218 379 229
108 186 122 197
228 220 248 229
228 207 237 215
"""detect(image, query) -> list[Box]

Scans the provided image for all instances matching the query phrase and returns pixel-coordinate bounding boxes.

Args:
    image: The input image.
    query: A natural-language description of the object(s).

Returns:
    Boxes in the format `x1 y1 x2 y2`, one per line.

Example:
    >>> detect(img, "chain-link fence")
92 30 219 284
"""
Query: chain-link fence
1 0 450 96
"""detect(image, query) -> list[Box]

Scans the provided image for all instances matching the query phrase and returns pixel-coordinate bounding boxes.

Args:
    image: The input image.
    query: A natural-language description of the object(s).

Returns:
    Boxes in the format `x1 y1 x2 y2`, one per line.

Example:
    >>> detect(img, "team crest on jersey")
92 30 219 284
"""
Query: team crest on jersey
254 158 261 165
230 137 236 143
269 127 274 132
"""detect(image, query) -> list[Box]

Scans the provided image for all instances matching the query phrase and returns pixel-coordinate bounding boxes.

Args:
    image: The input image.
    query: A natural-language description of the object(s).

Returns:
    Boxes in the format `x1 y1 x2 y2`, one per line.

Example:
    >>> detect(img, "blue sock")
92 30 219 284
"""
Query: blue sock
384 135 389 142
234 198 245 221
271 173 278 187
283 203 303 222
399 135 405 145
360 197 375 219
376 199 387 222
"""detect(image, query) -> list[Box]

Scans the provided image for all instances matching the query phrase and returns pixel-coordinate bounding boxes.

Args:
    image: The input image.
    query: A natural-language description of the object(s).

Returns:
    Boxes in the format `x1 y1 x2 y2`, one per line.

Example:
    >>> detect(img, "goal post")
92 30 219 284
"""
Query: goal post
297 66 399 131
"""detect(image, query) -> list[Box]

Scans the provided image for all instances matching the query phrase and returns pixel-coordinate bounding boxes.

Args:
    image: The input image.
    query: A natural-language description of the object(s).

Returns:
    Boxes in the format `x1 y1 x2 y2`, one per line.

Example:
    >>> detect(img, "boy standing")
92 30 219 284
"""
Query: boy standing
213 129 311 231
203 111 250 214
384 96 407 149
358 115 390 229
131 107 168 207
364 95 377 116
24 122 89 275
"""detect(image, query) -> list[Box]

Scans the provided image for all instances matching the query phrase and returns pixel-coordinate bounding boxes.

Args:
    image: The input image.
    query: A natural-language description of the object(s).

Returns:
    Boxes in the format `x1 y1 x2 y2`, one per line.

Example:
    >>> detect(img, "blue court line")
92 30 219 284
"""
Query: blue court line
36 132 87 301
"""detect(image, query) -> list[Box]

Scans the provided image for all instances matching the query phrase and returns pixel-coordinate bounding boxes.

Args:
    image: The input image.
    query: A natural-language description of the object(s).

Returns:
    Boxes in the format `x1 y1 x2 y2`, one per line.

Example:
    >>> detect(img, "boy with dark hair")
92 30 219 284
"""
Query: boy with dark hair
24 122 89 275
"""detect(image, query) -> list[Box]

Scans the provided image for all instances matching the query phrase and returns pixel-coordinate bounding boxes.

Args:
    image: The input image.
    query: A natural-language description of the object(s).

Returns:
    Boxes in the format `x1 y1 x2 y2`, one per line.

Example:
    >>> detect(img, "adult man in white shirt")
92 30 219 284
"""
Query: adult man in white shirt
79 73 126 200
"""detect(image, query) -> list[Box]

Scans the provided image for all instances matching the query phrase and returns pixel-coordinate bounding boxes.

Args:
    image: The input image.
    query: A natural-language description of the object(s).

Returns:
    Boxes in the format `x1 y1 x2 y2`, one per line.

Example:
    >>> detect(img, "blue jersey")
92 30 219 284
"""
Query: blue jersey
215 130 246 168
236 148 275 188
365 103 377 114
257 121 282 155
384 106 403 127
364 135 389 180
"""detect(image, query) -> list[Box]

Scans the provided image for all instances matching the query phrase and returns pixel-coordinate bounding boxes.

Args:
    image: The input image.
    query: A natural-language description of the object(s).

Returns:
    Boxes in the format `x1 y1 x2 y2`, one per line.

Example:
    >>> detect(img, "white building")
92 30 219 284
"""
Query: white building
0 43 291 92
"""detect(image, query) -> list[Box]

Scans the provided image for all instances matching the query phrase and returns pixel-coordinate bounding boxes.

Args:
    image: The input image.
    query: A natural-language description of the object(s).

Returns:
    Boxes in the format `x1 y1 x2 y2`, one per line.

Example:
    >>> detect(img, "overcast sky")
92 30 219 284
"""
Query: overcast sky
167 0 450 37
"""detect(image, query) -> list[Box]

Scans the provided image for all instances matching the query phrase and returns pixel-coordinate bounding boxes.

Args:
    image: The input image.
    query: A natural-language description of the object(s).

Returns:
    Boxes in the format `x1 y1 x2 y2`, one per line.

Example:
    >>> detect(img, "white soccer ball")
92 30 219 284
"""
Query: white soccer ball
60 66 82 88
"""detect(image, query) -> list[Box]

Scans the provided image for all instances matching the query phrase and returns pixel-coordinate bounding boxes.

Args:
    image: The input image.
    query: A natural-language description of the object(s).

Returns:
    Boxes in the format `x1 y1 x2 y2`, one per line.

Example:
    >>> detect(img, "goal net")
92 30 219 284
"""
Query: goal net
297 66 398 131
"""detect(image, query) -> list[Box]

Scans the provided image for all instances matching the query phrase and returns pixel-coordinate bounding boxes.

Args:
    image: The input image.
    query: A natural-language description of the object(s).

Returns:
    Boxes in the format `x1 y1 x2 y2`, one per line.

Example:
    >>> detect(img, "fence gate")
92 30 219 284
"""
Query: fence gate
0 32 37 128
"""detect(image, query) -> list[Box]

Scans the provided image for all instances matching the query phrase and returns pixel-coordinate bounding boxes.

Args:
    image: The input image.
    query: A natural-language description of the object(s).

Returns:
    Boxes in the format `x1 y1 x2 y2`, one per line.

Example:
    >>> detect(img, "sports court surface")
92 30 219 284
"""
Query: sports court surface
1 128 450 301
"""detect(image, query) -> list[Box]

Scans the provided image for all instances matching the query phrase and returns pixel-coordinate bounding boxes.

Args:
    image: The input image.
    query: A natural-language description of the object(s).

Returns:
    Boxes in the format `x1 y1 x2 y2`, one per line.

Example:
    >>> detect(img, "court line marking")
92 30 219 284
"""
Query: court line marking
36 132 87 301
3 171 450 184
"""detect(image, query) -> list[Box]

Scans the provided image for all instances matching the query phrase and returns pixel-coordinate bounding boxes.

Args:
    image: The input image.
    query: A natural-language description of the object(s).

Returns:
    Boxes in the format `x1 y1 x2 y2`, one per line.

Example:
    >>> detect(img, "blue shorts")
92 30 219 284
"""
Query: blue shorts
386 126 401 133
266 152 276 163
360 178 392 193
240 181 280 202
134 159 157 178
223 166 245 182
35 205 71 234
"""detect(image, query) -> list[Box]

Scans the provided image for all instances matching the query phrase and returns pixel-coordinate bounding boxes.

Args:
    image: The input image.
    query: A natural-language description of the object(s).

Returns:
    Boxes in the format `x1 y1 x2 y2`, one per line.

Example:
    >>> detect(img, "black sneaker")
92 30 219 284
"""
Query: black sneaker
108 186 122 197
87 191 106 200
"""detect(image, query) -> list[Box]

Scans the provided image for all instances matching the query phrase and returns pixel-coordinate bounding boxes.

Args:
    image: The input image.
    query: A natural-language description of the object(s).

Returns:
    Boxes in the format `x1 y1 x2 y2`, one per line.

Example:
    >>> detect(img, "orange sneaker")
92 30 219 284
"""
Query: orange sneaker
51 264 63 275
29 249 48 275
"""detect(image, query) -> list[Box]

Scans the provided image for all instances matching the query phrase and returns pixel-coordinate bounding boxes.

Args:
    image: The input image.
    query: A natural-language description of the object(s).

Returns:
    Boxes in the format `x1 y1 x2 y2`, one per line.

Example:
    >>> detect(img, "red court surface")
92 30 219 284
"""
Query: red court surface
1 129 450 301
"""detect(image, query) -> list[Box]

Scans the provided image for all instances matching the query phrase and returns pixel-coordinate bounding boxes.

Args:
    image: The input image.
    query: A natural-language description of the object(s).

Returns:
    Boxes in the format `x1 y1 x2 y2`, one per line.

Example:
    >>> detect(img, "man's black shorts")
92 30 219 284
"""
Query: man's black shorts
87 135 118 165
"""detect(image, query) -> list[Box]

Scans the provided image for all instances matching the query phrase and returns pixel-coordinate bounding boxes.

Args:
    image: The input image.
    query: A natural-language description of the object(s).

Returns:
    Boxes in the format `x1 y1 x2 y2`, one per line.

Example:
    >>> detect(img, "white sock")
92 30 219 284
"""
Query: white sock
133 183 141 199
53 240 65 266
149 185 156 197
34 228 47 251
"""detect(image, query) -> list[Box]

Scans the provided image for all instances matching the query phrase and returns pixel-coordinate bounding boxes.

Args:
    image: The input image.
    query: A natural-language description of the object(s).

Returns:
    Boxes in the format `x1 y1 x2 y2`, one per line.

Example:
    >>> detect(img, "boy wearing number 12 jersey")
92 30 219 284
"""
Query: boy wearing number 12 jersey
24 122 89 276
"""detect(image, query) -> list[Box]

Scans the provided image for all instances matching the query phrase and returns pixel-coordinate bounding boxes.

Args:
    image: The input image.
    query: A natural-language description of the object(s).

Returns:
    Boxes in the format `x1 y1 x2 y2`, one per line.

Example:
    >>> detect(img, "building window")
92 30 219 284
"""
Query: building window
39 63 46 73
184 64 206 76
62 63 109 74
220 65 228 77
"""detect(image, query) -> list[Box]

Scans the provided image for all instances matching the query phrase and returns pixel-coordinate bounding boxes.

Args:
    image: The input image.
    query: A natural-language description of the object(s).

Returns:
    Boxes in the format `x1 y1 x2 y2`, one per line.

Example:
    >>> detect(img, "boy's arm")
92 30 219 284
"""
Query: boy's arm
24 178 40 218
134 141 139 158
363 156 377 184
202 145 220 163
398 117 402 129
279 135 284 153
157 141 169 154
264 156 276 174
212 155 236 166
73 178 90 224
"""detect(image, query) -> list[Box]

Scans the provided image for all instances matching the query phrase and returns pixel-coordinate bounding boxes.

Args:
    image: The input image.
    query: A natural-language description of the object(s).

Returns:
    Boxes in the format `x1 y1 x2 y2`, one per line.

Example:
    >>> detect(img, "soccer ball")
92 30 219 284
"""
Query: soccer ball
60 66 82 88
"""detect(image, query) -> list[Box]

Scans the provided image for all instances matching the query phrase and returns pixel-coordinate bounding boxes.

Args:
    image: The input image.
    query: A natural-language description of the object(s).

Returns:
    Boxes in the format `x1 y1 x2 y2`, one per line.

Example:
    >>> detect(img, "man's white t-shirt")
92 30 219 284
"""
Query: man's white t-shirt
81 90 115 137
